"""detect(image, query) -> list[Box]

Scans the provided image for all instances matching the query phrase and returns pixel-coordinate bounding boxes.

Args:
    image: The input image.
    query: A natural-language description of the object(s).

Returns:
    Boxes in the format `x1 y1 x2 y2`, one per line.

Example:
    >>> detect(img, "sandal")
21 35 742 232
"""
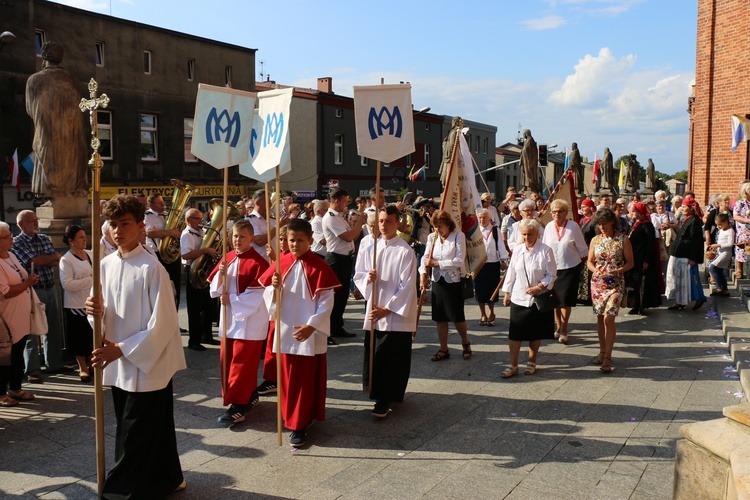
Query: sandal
479 316 487 326
559 334 568 344
668 304 685 310
501 365 519 378
431 349 450 362
592 351 605 365
524 362 537 375
8 389 35 401
600 357 613 374
487 313 496 326
462 343 472 360
0 395 19 407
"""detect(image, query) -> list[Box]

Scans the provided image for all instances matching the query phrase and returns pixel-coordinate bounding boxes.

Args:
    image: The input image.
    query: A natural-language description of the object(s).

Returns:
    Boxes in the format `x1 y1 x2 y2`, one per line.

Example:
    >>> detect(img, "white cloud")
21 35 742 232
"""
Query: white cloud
549 48 636 106
521 15 567 31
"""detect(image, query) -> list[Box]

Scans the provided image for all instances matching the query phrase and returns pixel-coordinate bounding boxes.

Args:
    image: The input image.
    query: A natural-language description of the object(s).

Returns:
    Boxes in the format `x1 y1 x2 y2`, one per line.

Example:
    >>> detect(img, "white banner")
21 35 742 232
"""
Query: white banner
238 110 290 183
191 84 256 169
251 88 293 177
353 84 415 163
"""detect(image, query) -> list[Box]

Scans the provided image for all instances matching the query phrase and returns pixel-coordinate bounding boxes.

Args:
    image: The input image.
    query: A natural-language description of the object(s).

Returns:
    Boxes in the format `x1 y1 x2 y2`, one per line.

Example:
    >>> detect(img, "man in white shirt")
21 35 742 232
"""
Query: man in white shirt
181 209 218 351
353 205 417 418
246 188 288 262
311 199 329 257
323 188 366 339
86 194 186 497
144 194 182 307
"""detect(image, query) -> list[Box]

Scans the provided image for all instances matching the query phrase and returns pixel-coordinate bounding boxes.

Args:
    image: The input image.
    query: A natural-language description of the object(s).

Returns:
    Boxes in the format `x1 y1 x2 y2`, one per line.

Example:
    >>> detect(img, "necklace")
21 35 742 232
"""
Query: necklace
554 220 567 241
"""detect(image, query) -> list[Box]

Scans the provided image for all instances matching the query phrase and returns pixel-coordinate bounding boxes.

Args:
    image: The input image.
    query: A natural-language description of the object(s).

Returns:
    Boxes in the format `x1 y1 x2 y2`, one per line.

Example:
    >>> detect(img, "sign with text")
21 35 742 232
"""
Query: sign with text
99 184 247 200
353 84 415 163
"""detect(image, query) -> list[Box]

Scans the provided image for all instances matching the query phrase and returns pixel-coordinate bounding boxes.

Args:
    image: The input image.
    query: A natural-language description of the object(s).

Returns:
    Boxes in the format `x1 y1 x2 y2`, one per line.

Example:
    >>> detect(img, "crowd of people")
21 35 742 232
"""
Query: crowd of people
1 180 747 497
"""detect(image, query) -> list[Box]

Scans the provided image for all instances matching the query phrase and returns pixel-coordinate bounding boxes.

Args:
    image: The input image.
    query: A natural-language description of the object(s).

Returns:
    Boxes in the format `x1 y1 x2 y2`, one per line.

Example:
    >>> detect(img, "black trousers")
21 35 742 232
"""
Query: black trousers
185 277 214 345
325 252 352 333
158 254 182 308
103 381 183 499
0 335 29 393
362 330 412 403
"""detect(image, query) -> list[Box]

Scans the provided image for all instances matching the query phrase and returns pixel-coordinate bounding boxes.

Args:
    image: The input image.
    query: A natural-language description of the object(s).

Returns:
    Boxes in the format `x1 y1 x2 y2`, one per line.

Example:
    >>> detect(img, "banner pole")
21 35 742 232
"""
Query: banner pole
273 167 283 446
368 161 381 395
220 168 229 395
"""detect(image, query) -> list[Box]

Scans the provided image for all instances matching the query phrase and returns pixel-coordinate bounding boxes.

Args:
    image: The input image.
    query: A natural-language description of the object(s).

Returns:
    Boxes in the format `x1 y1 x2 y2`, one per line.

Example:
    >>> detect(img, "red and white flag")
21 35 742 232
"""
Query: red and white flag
8 148 19 192
592 152 601 185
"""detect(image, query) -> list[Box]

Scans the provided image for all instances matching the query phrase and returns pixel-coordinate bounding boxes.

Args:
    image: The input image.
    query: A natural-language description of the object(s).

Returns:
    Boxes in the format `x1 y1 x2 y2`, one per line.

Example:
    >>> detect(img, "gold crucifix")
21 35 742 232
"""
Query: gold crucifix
79 78 110 170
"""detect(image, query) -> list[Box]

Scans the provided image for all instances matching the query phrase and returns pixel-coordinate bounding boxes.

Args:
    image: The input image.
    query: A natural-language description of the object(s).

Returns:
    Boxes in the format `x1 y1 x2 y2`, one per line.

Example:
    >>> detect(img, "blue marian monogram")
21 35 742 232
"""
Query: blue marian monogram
205 107 241 148
262 113 284 148
368 106 402 140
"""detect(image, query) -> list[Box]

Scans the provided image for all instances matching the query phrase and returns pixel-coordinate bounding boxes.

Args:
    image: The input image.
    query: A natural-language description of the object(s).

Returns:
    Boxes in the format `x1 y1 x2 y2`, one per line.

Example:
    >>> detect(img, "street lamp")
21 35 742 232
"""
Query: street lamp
0 31 16 52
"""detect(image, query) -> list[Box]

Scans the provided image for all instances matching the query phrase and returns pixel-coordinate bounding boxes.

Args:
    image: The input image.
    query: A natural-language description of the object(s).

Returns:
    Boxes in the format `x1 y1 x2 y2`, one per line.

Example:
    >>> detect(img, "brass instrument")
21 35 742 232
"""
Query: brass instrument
158 179 196 264
188 198 239 289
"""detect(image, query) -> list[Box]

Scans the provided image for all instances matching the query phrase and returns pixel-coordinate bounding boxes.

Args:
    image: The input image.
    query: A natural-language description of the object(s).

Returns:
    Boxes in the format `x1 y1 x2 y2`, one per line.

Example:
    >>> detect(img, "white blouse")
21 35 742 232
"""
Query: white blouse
0 253 31 342
480 225 508 263
501 240 557 307
541 220 588 270
419 231 467 283
59 249 93 310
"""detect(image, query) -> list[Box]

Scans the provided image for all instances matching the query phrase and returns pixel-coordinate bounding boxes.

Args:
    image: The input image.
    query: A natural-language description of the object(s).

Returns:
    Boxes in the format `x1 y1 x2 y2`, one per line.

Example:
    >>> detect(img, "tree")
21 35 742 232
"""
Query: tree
674 170 688 182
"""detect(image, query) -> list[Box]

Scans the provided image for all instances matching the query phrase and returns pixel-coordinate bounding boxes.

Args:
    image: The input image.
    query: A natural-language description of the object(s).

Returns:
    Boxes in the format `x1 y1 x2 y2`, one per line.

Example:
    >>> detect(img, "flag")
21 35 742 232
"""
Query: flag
440 129 487 277
563 147 570 171
8 149 19 192
191 83 256 169
251 88 293 177
21 152 34 176
618 159 627 188
353 84 415 163
539 170 578 226
409 164 426 182
592 153 600 185
731 114 750 151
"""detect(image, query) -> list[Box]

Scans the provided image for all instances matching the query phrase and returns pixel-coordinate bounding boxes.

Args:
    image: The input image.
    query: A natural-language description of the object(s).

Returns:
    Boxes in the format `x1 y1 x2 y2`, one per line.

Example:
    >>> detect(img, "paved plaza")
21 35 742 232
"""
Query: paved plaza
0 288 744 499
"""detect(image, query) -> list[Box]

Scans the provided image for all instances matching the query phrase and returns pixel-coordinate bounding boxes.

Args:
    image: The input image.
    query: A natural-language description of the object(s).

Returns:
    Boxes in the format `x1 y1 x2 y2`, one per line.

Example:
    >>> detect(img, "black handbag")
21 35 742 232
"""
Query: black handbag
461 276 474 300
523 256 560 312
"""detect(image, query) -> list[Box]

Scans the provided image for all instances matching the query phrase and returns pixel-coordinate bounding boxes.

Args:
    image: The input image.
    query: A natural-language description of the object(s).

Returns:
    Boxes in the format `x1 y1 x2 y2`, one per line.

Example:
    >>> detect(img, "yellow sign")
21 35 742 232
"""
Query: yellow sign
99 184 250 200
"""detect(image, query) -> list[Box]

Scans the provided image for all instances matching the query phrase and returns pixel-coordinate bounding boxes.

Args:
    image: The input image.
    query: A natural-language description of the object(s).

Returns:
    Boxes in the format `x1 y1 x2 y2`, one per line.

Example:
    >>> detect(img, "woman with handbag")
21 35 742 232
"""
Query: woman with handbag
0 221 39 406
419 210 472 361
59 225 94 383
542 199 588 344
500 219 557 378
588 208 634 374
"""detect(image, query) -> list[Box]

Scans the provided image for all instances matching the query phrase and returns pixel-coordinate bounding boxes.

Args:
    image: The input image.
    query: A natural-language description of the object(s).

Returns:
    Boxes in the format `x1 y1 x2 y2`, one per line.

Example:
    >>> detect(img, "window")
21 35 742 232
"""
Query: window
467 134 472 149
425 123 431 131
335 109 343 118
334 134 344 165
225 66 232 85
143 51 152 75
483 137 488 155
187 59 195 82
140 114 158 160
360 156 368 167
34 30 46 57
95 42 105 67
96 111 112 160
424 144 431 168
184 118 197 162
475 136 480 153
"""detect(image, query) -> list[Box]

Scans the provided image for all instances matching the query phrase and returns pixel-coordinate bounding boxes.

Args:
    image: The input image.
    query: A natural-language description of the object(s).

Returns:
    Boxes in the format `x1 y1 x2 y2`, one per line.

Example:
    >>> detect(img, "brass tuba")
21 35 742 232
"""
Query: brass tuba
188 198 239 289
158 179 196 264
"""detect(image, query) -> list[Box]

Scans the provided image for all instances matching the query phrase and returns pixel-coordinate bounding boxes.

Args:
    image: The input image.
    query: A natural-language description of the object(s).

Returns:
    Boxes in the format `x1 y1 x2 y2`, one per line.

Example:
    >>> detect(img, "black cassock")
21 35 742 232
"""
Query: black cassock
626 222 663 311
363 330 412 404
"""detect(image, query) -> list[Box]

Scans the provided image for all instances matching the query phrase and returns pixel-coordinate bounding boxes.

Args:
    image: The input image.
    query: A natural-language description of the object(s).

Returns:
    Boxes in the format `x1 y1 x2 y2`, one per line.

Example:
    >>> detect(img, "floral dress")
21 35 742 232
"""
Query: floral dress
590 233 626 316
733 197 750 263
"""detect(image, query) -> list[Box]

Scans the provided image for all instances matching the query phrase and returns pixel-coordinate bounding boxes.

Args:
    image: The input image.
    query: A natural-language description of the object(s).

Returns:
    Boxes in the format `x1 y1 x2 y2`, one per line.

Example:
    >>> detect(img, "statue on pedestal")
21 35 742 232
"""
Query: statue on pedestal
645 158 656 192
25 41 89 201
520 129 540 195
570 142 583 196
627 154 639 193
602 147 615 193
439 116 463 186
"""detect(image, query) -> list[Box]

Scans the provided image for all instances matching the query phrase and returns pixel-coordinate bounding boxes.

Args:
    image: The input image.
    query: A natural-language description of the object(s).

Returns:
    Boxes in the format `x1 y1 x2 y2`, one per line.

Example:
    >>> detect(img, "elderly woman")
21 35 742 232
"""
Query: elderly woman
666 198 707 310
59 225 94 383
501 201 522 256
507 199 537 254
475 209 508 326
0 221 40 405
541 199 588 343
588 208 634 373
501 219 556 378
733 183 750 280
652 199 678 279
626 203 663 314
420 210 471 361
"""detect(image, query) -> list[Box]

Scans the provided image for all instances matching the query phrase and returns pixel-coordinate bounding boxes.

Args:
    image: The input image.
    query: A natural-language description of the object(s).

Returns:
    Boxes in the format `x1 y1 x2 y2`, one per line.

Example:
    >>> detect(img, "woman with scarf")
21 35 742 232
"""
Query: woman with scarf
577 199 597 305
626 203 663 314
665 198 707 310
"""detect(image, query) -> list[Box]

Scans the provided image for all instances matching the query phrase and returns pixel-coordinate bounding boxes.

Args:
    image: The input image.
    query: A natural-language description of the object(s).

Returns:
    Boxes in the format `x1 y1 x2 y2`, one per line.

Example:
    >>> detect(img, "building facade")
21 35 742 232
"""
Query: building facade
0 0 257 219
688 0 750 204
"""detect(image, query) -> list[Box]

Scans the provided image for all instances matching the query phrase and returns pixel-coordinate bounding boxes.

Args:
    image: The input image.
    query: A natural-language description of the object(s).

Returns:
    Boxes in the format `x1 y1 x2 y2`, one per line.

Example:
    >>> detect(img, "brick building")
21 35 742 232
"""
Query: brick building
689 0 750 204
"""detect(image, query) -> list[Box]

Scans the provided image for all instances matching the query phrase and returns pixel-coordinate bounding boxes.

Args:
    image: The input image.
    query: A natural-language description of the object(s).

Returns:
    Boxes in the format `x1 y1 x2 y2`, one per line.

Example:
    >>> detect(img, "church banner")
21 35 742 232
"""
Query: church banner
250 88 293 177
191 84 256 169
441 130 486 277
239 109 290 183
353 84 415 163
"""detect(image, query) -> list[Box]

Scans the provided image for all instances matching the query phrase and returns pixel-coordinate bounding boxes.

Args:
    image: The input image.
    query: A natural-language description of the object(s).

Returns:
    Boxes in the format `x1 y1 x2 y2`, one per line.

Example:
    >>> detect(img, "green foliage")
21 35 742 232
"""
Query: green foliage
674 170 688 182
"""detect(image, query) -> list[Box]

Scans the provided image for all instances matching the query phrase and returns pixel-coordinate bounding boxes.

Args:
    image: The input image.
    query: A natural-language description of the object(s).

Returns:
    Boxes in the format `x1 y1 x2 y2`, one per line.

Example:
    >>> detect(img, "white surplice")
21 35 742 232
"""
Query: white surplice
209 258 268 341
263 261 334 356
353 236 418 332
93 245 187 392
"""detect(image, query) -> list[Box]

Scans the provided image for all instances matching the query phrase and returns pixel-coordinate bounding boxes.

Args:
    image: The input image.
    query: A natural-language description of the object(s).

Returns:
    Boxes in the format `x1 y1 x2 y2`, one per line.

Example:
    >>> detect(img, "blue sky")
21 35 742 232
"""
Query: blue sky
53 0 697 175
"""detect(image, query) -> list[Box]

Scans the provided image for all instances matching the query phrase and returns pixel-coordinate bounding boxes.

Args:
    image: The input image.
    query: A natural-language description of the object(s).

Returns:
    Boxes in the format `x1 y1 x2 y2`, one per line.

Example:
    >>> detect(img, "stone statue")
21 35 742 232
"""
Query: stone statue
439 116 463 185
646 158 656 191
570 142 583 196
602 147 614 191
25 41 89 198
520 129 540 194
627 154 639 193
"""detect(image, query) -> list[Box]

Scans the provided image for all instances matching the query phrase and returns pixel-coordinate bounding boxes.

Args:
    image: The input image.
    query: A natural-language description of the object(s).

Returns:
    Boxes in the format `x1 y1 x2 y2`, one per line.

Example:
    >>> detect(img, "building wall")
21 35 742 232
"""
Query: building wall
689 0 750 204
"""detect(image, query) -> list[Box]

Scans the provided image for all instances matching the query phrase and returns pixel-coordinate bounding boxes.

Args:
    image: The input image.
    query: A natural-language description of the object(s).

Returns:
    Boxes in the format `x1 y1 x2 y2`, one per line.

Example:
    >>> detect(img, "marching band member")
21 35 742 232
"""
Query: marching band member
144 194 182 306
